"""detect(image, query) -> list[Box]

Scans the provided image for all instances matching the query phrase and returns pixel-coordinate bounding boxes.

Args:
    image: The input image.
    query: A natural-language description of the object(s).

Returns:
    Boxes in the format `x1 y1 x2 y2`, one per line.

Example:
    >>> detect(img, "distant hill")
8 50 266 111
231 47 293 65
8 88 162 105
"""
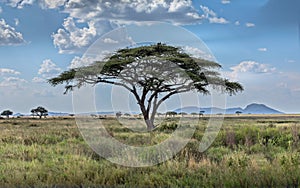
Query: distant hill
10 103 283 117
47 112 71 117
243 103 283 114
174 103 284 114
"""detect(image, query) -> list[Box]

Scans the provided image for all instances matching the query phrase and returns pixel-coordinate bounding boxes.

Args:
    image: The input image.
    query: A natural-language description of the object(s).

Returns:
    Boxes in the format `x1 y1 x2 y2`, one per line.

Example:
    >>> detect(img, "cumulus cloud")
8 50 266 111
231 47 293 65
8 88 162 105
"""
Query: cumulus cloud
68 50 112 69
0 68 20 75
39 0 66 9
200 5 229 24
182 46 214 61
3 0 35 8
103 38 119 44
246 22 255 27
36 59 62 81
52 17 98 54
231 61 276 73
209 17 229 24
50 0 206 54
32 76 45 83
0 76 27 88
68 56 95 69
227 61 276 80
0 18 25 45
38 59 61 76
61 0 203 25
5 1 227 53
3 1 228 26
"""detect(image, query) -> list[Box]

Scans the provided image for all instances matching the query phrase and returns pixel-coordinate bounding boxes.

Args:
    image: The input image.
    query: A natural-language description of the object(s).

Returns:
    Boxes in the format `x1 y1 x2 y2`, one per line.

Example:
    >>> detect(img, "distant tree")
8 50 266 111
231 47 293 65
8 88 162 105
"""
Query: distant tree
191 112 198 117
236 111 242 116
199 110 205 117
116 112 122 119
124 113 131 117
1 110 13 119
49 43 243 131
179 112 188 117
166 111 177 117
90 114 98 118
31 106 48 119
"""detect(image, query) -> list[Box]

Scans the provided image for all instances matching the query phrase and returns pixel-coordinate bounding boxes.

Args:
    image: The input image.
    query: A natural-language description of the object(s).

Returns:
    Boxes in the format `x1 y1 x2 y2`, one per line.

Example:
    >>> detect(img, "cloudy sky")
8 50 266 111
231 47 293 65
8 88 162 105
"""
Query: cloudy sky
0 0 299 114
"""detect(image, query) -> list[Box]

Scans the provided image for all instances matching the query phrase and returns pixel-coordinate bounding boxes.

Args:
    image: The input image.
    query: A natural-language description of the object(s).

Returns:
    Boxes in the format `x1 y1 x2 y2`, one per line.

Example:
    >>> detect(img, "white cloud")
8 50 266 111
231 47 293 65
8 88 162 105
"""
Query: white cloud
209 17 229 24
14 18 19 26
227 61 276 80
61 0 203 25
69 56 94 69
258 48 267 52
0 68 20 75
68 51 111 69
168 0 192 12
3 0 35 8
32 76 45 83
221 0 230 4
182 46 214 61
200 5 217 18
200 5 229 24
39 0 66 9
186 12 203 19
235 21 240 26
52 17 97 54
38 59 62 79
0 18 25 45
0 6 3 13
246 22 255 27
103 38 119 44
3 0 66 9
5 1 226 54
232 61 276 73
0 76 27 88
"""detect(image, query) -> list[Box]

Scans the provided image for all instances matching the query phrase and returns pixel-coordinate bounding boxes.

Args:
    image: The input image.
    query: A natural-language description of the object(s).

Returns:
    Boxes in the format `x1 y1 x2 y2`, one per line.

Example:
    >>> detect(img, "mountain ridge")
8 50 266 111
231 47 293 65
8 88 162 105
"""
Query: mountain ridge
174 103 284 114
11 103 284 117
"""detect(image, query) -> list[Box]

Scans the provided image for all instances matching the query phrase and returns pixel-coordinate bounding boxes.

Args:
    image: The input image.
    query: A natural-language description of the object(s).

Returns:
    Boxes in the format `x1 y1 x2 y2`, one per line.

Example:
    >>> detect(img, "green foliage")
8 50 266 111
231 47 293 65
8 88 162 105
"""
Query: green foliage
1 110 13 118
31 106 48 119
48 43 243 130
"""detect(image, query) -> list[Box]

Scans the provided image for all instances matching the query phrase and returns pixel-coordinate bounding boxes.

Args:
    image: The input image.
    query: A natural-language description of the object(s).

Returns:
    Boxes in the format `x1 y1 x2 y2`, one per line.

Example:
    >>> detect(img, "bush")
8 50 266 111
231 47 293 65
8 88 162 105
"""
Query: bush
206 147 231 163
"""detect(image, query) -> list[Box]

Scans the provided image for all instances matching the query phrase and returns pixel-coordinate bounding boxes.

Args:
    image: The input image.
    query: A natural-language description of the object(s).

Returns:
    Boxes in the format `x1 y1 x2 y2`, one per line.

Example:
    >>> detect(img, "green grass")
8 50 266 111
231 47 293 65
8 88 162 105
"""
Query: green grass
0 116 300 187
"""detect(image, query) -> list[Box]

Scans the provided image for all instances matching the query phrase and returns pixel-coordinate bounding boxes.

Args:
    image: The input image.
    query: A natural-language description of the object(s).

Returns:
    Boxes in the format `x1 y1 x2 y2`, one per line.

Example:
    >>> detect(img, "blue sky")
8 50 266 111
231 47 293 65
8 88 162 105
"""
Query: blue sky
0 0 299 114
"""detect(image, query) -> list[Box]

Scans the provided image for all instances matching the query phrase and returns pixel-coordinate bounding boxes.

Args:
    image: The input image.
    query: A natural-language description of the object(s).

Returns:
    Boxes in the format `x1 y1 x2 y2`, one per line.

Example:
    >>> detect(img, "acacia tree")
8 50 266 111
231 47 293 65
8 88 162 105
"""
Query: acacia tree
236 111 242 116
199 110 205 117
49 43 243 131
1 110 13 118
31 106 48 119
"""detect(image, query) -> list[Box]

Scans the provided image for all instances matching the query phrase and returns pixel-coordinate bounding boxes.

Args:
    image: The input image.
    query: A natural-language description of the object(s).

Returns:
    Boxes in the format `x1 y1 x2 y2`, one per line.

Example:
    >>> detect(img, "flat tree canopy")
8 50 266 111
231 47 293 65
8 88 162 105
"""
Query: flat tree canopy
1 110 13 118
31 106 48 119
49 43 243 130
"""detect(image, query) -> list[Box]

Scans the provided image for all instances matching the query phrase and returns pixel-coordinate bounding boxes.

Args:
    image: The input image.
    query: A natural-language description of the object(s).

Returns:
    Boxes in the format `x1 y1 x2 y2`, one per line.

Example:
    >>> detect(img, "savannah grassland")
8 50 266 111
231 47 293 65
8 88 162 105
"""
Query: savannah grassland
1 115 300 187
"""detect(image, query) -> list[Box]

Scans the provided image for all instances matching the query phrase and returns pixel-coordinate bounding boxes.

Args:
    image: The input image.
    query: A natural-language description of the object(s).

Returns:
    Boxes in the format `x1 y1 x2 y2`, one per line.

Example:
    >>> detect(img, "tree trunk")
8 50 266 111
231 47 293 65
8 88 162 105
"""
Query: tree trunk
145 119 154 131
141 111 154 131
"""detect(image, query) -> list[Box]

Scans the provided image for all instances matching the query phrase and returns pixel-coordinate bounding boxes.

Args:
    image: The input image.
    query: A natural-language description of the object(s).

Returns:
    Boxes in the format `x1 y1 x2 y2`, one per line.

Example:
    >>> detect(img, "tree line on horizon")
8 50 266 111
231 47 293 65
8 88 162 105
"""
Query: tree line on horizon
0 106 48 119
